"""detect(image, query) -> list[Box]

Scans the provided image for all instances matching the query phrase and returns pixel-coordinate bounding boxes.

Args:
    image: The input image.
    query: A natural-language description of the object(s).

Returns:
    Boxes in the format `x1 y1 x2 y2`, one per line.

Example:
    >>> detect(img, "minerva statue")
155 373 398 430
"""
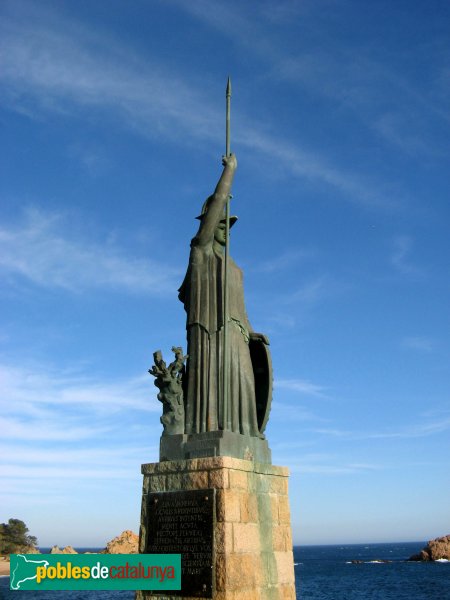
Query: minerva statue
150 81 273 461
178 153 272 440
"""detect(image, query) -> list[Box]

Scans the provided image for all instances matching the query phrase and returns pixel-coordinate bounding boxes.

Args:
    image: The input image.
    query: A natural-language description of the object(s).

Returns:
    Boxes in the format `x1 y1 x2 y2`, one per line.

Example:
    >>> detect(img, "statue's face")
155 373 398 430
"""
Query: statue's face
214 222 227 246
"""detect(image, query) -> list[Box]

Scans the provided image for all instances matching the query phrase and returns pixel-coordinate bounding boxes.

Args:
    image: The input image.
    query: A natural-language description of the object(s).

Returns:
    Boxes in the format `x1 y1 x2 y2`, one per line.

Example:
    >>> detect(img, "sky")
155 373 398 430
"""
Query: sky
0 0 449 548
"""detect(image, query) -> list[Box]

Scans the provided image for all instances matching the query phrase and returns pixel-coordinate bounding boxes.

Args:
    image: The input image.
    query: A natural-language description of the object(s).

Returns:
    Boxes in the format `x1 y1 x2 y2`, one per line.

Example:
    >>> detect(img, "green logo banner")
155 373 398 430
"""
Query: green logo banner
10 554 181 591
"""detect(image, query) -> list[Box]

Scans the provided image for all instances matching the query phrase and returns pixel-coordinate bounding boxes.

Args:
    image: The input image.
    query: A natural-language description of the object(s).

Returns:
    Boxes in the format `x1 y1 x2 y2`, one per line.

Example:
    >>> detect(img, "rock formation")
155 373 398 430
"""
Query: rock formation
104 530 138 554
409 534 450 561
50 545 78 554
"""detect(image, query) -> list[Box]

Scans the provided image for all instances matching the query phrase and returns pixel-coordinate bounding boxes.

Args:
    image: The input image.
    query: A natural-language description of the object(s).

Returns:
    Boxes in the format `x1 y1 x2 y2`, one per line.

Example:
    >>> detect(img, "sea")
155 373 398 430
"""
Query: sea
1 542 449 600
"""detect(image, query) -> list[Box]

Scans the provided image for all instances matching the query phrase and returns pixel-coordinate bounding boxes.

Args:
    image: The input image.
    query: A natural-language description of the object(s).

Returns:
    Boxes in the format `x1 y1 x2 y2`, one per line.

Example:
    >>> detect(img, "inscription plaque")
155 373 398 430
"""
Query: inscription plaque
145 489 215 597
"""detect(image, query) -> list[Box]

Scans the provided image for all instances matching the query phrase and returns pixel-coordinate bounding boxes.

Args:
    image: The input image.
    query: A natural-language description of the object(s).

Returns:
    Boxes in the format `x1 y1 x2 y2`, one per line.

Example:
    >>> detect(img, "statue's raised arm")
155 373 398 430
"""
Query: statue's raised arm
194 154 237 247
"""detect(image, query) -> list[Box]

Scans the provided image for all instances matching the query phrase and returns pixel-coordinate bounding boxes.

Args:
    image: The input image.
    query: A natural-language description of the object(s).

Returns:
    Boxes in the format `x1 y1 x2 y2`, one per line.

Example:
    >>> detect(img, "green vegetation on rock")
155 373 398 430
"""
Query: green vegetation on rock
0 518 38 554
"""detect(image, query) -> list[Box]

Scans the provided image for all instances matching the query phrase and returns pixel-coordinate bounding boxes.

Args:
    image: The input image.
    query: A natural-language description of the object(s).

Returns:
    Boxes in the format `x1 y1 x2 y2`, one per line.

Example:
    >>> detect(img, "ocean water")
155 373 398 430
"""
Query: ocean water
1 542 449 599
294 542 450 600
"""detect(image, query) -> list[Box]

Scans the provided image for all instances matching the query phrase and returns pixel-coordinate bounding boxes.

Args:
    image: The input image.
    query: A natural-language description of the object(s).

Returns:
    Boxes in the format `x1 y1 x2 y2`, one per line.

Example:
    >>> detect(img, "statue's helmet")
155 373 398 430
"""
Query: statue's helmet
196 195 238 228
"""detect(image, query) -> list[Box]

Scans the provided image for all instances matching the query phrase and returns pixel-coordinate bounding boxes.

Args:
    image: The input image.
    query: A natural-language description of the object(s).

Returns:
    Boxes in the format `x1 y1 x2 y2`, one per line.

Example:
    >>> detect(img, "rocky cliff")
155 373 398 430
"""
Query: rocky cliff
409 535 450 561
50 545 78 554
104 530 138 554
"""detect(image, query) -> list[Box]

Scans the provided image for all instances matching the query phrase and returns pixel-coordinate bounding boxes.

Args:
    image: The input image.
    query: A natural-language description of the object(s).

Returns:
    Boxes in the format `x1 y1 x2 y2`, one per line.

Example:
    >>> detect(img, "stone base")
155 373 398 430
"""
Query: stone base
137 456 296 600
160 431 272 464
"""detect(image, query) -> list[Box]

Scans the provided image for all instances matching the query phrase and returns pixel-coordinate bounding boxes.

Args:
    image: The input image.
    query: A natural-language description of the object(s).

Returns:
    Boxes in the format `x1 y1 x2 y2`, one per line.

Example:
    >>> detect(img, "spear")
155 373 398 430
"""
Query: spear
223 77 231 430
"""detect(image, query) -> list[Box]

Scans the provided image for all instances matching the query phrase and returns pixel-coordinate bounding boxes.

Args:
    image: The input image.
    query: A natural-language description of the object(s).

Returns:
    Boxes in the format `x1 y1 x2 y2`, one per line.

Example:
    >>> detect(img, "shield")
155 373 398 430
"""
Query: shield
249 337 273 434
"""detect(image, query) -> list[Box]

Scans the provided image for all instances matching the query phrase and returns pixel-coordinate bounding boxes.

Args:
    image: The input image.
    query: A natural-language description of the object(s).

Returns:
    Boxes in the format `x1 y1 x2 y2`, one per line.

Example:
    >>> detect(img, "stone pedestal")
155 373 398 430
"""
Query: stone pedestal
137 456 296 600
160 431 271 464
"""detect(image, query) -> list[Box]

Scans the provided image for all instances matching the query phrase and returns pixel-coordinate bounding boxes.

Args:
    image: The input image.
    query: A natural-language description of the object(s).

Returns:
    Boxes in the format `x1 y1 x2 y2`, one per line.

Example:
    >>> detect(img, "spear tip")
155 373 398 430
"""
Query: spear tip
226 76 232 97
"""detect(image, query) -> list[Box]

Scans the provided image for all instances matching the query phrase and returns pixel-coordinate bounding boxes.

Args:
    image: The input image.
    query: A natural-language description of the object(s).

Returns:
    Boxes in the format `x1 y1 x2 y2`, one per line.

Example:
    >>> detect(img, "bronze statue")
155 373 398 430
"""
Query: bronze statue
150 81 272 463
149 347 187 435
178 154 272 439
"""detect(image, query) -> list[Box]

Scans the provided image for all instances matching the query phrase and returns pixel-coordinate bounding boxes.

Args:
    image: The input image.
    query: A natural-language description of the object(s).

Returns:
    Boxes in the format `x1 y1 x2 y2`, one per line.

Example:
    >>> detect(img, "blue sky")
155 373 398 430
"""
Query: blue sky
1 0 449 547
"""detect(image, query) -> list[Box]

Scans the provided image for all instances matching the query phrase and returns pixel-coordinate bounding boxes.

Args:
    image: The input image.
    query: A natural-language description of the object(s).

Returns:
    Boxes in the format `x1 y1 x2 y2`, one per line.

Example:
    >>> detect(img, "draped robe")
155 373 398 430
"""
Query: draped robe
178 239 260 437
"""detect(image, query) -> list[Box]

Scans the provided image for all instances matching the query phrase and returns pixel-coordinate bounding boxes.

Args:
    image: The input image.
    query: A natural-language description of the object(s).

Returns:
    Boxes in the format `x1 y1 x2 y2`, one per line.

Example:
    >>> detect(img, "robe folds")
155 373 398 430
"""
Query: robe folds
178 241 260 436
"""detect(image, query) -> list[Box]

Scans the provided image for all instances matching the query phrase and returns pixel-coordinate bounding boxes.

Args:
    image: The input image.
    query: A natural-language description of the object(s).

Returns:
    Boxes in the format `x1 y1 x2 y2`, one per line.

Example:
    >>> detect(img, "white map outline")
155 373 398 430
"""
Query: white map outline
10 554 50 590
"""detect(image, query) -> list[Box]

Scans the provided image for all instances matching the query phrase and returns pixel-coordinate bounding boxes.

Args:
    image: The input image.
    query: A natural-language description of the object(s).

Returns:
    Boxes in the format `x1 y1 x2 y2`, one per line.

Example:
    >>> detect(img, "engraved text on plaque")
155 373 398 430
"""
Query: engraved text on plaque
145 489 215 597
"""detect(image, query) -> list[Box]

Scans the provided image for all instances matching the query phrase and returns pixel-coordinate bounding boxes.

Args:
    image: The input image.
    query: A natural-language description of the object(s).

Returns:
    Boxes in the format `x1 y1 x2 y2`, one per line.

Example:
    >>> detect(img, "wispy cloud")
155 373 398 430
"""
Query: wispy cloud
0 444 150 467
0 1 399 210
67 142 111 175
365 418 450 440
287 277 328 305
401 336 434 353
253 249 314 274
275 49 450 148
287 454 381 475
236 127 396 210
0 362 157 416
275 378 328 398
0 358 160 504
276 274 346 310
310 418 450 441
310 427 353 438
0 464 137 480
271 401 323 423
0 208 180 294
0 358 162 458
263 313 297 331
0 3 222 143
0 415 109 442
289 464 378 475
374 112 449 159
172 0 450 161
390 235 422 278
